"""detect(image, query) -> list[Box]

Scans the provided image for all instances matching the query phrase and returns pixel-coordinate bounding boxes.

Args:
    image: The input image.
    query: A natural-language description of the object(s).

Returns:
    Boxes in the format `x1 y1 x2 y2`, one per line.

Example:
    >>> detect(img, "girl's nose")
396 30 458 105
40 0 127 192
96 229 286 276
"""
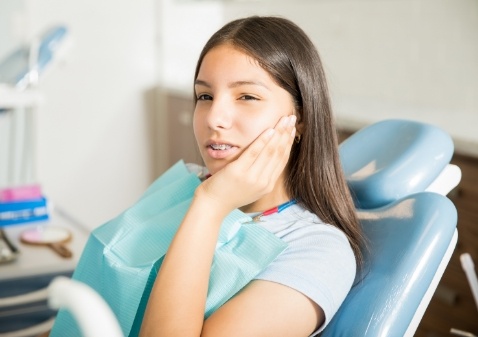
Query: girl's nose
206 98 233 130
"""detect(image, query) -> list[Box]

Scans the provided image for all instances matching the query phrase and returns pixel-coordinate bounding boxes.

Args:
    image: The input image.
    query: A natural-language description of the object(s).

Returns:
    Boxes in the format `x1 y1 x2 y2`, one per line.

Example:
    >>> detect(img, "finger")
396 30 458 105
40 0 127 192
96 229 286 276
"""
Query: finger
253 115 295 171
268 126 295 183
233 114 295 184
235 127 276 170
263 122 296 183
272 116 296 172
268 121 295 178
249 115 296 180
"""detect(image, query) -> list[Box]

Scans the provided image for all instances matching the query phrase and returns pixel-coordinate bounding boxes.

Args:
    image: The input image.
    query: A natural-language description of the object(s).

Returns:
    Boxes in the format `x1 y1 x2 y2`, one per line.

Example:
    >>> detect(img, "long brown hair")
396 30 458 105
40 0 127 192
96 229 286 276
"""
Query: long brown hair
194 16 365 269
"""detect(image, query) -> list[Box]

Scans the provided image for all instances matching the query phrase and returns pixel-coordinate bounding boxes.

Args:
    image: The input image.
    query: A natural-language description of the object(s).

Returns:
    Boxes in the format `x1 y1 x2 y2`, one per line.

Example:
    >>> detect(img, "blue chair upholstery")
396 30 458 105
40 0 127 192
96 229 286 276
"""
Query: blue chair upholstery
322 119 460 336
321 192 458 337
340 119 454 209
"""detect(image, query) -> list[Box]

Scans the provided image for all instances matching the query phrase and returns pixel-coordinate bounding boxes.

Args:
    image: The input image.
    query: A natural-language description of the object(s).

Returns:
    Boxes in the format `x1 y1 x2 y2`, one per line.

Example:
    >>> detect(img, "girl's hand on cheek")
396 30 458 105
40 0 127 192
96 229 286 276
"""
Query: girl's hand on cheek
196 115 297 214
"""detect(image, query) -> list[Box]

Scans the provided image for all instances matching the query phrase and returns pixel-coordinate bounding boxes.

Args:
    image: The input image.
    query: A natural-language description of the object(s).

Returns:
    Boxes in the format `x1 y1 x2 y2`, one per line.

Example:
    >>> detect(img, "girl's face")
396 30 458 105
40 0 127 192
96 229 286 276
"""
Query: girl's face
194 44 295 175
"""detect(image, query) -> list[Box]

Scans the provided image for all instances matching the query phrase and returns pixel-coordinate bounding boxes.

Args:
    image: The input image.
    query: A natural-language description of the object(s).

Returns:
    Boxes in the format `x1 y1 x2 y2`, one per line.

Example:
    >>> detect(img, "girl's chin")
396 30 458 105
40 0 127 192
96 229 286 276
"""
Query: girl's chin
203 152 242 176
205 165 224 176
204 161 229 176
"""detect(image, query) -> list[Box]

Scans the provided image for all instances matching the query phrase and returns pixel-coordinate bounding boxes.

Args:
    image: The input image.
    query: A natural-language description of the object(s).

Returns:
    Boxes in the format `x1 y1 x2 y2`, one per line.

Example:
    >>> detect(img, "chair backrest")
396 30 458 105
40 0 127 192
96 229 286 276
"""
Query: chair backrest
322 119 460 336
321 192 458 337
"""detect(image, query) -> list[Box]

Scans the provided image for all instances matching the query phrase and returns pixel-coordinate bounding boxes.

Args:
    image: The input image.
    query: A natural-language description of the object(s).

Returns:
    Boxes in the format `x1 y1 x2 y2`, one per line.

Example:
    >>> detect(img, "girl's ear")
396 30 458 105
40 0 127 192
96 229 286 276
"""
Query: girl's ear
294 109 304 135
295 121 304 135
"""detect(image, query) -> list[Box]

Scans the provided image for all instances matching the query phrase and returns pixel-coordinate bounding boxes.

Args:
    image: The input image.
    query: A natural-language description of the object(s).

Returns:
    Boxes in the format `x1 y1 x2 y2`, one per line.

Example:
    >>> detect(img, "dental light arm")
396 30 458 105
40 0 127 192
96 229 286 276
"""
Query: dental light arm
48 277 123 337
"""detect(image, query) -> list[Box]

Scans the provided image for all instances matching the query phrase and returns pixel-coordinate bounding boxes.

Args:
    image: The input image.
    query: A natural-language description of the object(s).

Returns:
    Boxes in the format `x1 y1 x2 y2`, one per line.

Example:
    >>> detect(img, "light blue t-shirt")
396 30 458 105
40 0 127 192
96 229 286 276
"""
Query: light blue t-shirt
250 204 356 335
186 164 355 335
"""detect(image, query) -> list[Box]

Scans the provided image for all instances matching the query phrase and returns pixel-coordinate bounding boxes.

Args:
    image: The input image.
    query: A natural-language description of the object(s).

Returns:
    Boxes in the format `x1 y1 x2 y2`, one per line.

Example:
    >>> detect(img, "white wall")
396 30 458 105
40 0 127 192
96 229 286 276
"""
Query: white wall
24 0 158 229
158 0 478 156
156 0 224 93
0 0 27 60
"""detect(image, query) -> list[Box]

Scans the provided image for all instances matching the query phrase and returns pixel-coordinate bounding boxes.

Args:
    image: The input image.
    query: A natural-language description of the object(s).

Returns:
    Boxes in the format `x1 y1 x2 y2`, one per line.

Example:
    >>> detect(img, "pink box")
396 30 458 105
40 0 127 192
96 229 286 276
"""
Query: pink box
0 184 43 202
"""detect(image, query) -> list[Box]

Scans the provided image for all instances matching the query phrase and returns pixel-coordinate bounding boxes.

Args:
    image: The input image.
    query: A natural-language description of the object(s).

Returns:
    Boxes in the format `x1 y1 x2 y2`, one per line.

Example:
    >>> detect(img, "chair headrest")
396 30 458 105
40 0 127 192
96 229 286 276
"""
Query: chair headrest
340 119 454 209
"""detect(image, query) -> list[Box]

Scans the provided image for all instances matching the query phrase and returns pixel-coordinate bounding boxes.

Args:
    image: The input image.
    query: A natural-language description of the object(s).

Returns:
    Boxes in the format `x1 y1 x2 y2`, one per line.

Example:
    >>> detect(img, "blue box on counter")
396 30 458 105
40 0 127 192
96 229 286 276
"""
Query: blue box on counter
0 197 49 226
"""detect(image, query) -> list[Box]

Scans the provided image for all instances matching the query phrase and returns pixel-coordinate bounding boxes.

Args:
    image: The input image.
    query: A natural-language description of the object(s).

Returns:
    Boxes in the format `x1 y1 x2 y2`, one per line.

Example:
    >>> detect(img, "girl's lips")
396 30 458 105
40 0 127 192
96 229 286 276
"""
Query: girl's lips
206 144 239 159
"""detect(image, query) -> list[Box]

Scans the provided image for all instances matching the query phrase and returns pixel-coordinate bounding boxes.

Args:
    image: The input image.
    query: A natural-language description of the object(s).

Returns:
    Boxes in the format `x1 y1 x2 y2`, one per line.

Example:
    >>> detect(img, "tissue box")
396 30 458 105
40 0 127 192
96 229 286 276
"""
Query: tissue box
0 185 43 202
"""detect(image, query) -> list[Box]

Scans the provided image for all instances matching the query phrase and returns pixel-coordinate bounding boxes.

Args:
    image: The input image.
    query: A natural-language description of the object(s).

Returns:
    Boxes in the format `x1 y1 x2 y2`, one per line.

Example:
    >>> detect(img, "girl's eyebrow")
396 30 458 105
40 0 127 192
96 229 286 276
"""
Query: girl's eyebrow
194 79 211 88
229 80 270 91
194 79 270 91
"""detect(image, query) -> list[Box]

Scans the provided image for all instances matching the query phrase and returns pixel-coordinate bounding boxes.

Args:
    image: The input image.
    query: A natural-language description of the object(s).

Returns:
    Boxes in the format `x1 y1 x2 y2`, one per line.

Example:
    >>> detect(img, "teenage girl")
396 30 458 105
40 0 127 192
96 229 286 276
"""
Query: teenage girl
140 16 364 337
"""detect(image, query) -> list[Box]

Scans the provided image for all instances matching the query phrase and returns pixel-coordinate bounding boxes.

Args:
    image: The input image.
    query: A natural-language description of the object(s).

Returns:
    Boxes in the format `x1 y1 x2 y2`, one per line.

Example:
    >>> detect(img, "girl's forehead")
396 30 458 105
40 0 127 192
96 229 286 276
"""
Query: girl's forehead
197 45 271 83
202 45 261 68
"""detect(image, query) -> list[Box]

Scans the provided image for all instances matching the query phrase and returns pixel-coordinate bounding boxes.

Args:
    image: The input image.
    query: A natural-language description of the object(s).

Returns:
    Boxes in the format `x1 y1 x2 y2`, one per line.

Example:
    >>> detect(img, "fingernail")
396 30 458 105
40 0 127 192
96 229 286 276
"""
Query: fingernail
291 127 296 138
265 128 275 139
281 116 289 127
289 115 297 126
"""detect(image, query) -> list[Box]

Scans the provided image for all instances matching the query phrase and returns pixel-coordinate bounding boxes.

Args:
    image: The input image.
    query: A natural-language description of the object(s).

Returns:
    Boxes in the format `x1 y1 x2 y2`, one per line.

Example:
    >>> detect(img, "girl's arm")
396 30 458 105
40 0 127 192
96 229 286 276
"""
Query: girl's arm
140 115 296 337
139 193 227 337
202 279 324 337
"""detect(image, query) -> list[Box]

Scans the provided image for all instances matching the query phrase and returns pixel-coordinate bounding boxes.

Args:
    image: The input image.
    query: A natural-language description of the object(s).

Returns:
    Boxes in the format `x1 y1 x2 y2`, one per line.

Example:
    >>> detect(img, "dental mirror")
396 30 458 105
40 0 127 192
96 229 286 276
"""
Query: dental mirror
20 226 73 258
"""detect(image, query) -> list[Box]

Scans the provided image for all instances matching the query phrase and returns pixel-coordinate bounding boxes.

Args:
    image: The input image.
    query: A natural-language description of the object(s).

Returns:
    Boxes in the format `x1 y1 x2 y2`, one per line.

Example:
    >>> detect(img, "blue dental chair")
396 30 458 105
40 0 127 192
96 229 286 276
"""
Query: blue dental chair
44 119 460 337
321 119 460 337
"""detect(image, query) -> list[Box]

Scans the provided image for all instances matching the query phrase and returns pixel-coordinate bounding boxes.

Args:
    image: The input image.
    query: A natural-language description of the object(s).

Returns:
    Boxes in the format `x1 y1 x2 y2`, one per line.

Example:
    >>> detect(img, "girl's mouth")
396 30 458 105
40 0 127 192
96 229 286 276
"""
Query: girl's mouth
206 143 238 159
210 144 232 151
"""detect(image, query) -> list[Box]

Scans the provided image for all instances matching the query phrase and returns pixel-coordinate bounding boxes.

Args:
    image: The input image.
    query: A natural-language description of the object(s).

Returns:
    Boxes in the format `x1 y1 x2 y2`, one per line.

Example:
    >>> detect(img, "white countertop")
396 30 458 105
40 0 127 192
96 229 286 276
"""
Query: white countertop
0 206 89 281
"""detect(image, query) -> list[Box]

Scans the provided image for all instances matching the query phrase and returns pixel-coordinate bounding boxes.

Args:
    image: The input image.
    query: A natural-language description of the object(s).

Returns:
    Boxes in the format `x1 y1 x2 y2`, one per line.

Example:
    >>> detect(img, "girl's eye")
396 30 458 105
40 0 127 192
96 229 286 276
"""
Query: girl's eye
197 94 212 101
239 95 258 101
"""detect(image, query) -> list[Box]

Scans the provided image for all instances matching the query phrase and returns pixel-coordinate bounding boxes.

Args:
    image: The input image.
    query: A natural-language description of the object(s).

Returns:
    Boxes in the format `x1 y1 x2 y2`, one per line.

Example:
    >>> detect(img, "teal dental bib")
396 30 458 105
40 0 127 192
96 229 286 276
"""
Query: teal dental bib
50 161 287 336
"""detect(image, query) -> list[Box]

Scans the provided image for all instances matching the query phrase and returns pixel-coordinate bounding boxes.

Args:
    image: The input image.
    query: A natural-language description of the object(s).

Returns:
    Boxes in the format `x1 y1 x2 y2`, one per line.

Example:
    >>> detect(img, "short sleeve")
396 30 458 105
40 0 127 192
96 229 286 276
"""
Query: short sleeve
253 221 356 335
